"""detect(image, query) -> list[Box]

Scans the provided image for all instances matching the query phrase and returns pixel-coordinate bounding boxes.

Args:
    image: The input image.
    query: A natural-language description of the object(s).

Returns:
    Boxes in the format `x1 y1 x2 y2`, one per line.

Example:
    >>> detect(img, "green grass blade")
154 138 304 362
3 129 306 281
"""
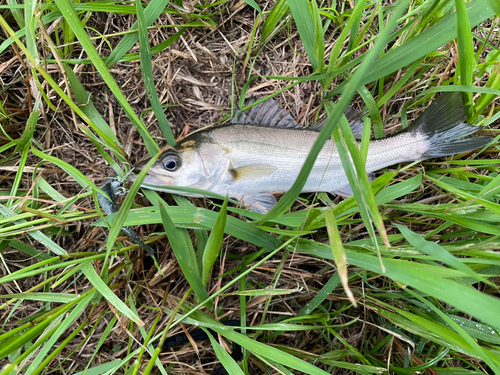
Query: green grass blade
135 0 176 146
205 329 245 375
475 55 500 116
0 293 78 303
23 0 37 63
64 65 124 155
96 205 281 250
53 0 159 156
259 0 289 51
375 303 500 366
159 204 211 306
202 197 227 286
105 0 170 67
396 224 489 283
358 86 383 139
454 0 475 108
81 264 143 326
406 288 500 373
298 271 340 316
31 148 103 193
325 0 365 83
24 293 94 375
287 0 317 70
488 0 500 15
14 98 39 153
310 0 324 73
7 0 24 28
0 204 66 255
242 0 261 14
8 143 29 209
74 361 123 375
195 316 332 375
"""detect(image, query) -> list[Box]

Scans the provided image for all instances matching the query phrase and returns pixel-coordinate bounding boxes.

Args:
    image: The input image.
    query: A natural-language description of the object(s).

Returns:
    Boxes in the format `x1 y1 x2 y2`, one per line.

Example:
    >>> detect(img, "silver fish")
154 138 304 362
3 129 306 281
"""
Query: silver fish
132 93 491 213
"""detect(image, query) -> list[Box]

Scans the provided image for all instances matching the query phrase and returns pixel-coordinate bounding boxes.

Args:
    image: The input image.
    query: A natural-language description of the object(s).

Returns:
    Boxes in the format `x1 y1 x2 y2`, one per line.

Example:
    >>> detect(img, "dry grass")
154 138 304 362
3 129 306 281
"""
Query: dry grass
1 1 500 374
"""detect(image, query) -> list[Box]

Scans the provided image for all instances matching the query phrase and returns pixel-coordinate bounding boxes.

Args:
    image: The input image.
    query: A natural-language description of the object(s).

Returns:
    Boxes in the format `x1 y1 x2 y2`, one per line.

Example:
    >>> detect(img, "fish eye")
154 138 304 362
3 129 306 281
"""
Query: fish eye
162 153 182 172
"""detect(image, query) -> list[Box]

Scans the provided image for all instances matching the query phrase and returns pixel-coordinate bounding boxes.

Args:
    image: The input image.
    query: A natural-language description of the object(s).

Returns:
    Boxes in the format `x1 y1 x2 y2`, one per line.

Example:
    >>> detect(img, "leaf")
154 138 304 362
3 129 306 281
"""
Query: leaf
205 330 245 375
81 264 144 326
298 272 340 316
159 204 211 306
202 197 228 286
0 204 67 256
259 0 289 48
24 293 95 375
31 148 103 193
135 0 176 146
64 65 125 156
396 224 488 283
192 314 333 375
242 0 261 14
0 293 78 303
487 0 500 15
300 242 500 331
287 0 317 69
94 205 281 250
454 0 475 109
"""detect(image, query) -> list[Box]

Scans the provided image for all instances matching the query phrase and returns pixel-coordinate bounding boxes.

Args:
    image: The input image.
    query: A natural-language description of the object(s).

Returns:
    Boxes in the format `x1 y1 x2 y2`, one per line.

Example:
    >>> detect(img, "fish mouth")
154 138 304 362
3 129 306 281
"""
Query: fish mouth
128 164 174 187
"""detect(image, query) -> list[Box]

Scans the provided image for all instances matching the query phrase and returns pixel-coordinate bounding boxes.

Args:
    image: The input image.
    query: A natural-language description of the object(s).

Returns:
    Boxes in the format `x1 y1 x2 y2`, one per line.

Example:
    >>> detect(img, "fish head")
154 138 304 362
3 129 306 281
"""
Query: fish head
130 134 230 194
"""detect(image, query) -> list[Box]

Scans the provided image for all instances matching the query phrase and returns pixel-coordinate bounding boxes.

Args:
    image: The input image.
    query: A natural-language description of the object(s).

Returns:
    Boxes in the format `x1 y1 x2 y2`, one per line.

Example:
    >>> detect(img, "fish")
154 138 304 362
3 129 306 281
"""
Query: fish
131 92 492 213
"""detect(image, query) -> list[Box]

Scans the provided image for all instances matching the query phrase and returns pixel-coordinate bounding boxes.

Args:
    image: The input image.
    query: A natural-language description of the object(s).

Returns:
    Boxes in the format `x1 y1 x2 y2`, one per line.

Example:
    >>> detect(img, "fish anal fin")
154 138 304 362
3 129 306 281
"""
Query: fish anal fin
331 173 375 198
230 164 277 181
331 185 353 198
242 193 277 214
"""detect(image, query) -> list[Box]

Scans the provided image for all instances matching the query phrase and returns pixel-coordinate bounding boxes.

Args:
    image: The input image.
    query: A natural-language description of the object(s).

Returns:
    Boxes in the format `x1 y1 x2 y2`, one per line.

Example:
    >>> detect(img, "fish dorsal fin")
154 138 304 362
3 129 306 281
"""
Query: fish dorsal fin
229 164 278 181
231 96 300 128
232 97 368 138
309 106 367 139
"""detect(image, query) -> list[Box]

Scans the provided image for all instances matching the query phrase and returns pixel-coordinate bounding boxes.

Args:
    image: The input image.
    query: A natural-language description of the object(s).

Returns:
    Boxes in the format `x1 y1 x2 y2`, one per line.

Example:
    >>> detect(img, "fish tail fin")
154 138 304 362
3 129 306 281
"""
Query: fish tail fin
404 92 491 158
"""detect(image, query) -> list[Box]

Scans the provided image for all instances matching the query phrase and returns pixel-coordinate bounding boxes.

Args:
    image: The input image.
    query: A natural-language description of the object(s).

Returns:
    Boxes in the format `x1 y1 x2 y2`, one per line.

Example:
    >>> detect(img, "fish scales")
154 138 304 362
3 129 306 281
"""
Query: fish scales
211 125 343 193
209 125 424 194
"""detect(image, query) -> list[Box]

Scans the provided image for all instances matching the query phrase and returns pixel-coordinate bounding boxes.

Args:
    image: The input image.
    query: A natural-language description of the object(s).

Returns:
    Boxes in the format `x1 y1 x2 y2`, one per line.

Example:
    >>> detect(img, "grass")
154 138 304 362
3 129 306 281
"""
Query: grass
1 0 500 374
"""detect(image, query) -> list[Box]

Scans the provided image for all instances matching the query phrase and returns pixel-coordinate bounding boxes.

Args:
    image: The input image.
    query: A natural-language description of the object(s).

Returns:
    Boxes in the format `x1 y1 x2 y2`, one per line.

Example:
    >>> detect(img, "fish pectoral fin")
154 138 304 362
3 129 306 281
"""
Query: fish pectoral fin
230 164 277 181
242 193 277 214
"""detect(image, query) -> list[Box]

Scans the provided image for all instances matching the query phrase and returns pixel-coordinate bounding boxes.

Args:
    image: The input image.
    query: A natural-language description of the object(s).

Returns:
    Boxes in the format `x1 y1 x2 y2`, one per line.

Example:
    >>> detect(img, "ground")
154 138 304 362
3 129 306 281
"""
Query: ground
1 1 500 374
